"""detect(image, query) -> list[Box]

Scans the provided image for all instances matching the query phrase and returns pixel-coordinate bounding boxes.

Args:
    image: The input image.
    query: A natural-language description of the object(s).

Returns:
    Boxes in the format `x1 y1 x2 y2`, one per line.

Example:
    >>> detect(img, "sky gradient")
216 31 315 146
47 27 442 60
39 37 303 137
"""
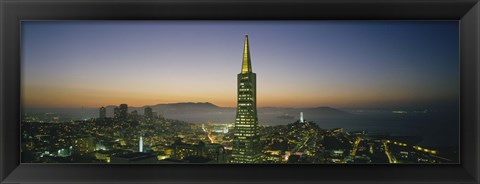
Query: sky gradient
21 21 459 109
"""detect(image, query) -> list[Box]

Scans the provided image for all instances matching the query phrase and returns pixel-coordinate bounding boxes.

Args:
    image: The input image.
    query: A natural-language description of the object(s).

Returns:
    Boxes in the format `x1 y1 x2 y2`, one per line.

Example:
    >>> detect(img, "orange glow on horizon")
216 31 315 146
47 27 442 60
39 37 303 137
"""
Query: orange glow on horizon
22 84 452 109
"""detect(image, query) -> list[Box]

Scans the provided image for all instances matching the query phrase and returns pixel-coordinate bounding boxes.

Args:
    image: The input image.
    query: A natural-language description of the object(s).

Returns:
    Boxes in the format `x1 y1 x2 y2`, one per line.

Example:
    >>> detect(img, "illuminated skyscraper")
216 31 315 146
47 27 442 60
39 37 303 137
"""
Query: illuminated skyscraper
144 106 153 121
130 110 139 121
119 104 128 118
99 106 106 119
114 107 120 120
114 104 128 122
232 35 261 163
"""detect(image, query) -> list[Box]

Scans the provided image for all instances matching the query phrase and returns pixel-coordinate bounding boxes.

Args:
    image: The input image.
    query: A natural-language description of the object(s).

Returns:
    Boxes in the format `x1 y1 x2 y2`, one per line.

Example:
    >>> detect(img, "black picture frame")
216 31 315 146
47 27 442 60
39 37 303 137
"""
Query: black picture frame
1 0 479 183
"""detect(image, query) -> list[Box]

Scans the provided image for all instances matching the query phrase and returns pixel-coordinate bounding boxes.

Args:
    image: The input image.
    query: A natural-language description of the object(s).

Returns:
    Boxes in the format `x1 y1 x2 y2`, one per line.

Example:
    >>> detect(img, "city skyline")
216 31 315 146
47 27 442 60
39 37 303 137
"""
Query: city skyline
22 21 459 109
21 25 460 164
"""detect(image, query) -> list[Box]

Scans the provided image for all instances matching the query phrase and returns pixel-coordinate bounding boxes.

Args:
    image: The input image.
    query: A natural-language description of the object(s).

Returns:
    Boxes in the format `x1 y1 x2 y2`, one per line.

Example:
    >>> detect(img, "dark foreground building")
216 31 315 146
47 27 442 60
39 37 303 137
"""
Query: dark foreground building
232 35 261 163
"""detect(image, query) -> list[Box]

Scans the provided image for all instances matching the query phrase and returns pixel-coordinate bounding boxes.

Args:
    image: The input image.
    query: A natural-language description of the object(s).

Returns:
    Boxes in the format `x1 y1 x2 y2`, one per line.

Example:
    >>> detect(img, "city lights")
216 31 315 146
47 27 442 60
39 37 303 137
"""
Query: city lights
20 23 459 164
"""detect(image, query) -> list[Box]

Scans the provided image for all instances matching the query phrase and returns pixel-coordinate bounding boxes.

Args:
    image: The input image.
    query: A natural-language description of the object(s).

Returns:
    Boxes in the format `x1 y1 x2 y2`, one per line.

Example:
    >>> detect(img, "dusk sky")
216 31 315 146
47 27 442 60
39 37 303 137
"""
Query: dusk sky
21 21 459 109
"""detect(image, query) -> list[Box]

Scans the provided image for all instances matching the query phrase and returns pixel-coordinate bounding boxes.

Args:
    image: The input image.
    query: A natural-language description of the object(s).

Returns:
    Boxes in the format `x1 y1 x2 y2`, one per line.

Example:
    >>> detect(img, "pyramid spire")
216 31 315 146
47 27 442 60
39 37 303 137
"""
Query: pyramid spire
241 35 252 73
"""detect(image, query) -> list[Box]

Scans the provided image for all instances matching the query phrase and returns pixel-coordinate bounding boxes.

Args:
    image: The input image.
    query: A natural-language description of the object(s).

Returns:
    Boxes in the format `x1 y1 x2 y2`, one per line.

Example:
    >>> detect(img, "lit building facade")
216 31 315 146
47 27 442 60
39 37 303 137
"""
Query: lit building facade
119 104 128 121
129 110 138 121
232 35 261 163
114 107 120 120
205 143 227 163
99 106 106 119
74 136 96 154
144 106 153 121
114 104 128 122
172 140 206 160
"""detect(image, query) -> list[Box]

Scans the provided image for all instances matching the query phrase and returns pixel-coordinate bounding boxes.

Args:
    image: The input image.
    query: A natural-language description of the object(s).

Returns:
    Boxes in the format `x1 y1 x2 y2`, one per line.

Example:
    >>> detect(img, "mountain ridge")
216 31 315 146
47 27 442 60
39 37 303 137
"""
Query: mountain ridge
24 102 353 123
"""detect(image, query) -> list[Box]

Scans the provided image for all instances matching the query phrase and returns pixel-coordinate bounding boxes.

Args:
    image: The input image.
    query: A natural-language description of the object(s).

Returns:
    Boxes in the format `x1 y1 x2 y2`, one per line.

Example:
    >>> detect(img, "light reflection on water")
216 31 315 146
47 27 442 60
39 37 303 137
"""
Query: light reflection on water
166 111 459 147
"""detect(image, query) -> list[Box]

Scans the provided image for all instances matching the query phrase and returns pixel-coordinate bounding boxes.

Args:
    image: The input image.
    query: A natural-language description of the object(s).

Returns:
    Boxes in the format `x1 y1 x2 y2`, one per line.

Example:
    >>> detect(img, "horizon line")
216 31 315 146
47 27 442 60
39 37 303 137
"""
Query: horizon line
22 102 447 110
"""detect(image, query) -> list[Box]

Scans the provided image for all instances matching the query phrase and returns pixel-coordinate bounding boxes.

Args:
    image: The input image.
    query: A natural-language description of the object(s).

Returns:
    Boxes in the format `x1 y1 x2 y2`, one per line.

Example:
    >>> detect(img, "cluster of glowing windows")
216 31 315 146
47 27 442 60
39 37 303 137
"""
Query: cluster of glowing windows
238 98 253 101
235 128 256 132
238 116 255 121
235 133 255 137
239 95 253 100
238 103 253 106
238 94 253 102
235 119 256 122
236 129 255 133
232 69 259 163
235 128 255 131
240 84 252 88
235 146 253 152
233 147 256 153
238 114 253 116
237 109 255 113
235 124 254 127
237 119 253 122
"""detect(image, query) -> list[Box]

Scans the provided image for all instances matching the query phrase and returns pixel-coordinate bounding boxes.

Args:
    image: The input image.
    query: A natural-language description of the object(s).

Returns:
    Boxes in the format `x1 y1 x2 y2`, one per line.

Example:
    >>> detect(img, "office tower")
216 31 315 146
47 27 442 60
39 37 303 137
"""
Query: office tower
119 104 128 121
232 35 261 163
130 110 138 121
113 107 120 120
144 106 153 121
99 106 106 119
113 104 128 122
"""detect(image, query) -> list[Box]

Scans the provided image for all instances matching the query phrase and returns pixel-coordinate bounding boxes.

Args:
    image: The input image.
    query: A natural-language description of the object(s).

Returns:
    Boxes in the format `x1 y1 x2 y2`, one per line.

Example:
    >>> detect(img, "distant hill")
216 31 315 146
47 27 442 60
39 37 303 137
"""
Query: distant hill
105 102 233 116
25 102 353 124
153 102 221 110
149 102 233 115
300 106 352 117
147 103 352 123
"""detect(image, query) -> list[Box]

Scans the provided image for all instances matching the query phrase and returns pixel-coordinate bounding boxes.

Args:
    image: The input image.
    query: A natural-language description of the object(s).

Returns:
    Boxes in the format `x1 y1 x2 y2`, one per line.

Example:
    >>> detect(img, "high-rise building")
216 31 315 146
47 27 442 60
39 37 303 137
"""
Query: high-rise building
144 106 153 121
99 106 106 119
129 110 139 121
114 107 120 120
232 35 261 163
119 104 128 120
113 104 128 122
